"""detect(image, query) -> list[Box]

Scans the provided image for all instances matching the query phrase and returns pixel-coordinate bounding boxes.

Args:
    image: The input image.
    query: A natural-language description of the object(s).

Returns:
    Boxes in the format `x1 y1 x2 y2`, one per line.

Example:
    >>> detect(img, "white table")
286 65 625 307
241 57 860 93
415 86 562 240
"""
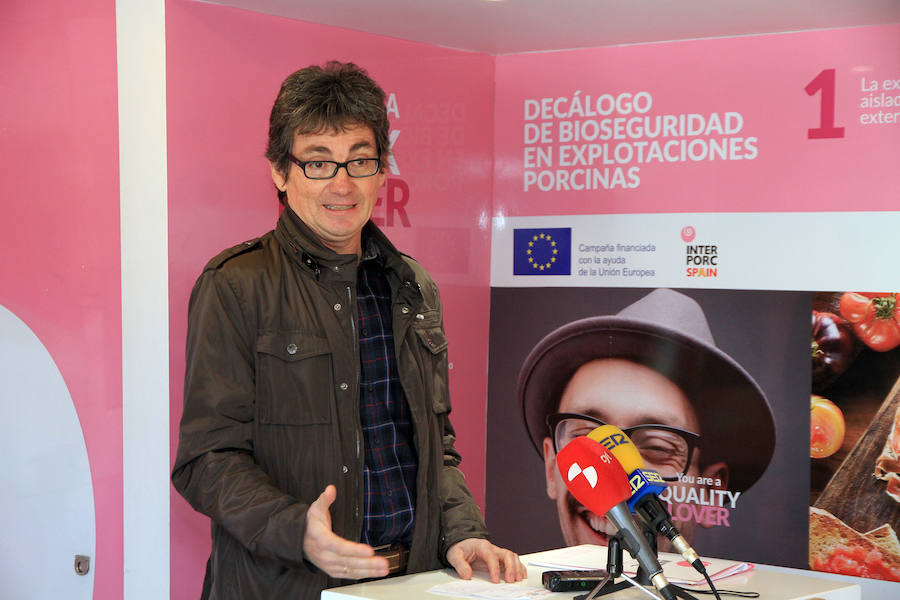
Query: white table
322 546 860 600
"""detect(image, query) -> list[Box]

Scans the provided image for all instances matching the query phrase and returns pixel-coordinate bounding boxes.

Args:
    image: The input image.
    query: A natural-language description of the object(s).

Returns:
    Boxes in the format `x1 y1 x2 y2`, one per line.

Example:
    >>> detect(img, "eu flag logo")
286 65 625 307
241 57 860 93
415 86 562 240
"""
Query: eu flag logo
513 228 571 275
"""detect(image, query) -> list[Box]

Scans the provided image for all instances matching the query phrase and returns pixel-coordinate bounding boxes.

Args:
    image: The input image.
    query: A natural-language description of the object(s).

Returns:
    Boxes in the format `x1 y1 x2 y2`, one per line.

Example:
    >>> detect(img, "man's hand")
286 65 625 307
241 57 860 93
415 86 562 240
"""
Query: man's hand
446 538 527 583
303 485 390 580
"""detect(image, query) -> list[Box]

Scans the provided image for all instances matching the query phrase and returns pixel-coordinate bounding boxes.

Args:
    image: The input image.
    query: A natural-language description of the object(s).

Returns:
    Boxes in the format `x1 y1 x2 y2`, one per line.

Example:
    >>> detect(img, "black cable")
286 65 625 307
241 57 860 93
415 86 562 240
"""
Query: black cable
701 567 722 600
674 584 760 598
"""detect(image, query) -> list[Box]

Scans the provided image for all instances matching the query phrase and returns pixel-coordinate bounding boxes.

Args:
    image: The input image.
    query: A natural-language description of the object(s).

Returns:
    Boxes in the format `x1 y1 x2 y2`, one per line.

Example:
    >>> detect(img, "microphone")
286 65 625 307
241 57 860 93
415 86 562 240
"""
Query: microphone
556 436 678 600
588 425 706 575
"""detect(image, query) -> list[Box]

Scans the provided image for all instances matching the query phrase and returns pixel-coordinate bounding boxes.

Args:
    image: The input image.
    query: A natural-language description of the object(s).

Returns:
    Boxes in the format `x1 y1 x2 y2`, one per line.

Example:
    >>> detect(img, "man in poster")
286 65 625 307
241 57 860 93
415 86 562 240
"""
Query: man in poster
517 289 776 552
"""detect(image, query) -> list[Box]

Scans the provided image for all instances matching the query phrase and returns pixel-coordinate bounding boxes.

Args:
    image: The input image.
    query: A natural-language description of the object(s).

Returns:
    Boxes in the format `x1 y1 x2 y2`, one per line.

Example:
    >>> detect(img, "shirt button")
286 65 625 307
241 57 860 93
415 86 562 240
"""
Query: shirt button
401 306 410 314
342 465 349 474
334 303 342 311
340 382 349 391
415 313 424 320
361 328 369 336
286 343 298 355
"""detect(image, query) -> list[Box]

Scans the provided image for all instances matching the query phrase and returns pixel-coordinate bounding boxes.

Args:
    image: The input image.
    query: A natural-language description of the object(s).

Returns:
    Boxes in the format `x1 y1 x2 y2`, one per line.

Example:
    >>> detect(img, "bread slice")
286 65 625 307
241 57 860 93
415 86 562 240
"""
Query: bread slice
809 507 869 566
865 523 900 557
809 507 900 581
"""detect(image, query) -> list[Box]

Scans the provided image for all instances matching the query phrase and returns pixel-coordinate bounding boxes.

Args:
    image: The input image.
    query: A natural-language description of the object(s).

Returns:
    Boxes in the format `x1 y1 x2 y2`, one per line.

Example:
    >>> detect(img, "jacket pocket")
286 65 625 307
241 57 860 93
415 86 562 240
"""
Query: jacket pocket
256 332 333 425
413 315 451 414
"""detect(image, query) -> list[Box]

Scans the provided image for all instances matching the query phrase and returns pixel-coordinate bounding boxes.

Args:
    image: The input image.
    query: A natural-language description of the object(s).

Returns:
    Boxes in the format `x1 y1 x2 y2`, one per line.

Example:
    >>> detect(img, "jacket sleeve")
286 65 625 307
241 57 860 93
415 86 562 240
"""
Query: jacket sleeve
412 274 491 558
171 266 311 569
438 418 491 560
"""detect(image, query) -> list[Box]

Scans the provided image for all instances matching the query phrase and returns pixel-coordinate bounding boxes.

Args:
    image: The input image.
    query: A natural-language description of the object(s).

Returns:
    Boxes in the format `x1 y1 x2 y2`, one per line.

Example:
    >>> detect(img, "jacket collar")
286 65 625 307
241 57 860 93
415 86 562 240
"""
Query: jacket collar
274 207 420 305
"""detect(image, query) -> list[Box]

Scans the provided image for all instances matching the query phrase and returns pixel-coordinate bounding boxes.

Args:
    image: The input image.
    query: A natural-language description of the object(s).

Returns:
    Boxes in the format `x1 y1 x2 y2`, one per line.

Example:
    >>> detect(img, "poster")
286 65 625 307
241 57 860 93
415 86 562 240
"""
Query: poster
486 24 900 582
809 292 900 581
486 286 810 567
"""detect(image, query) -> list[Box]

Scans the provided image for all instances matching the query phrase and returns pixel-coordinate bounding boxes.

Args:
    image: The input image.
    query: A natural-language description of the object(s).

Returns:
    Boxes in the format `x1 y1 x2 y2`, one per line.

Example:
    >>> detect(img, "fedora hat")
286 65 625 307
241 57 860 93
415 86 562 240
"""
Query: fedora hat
518 288 775 493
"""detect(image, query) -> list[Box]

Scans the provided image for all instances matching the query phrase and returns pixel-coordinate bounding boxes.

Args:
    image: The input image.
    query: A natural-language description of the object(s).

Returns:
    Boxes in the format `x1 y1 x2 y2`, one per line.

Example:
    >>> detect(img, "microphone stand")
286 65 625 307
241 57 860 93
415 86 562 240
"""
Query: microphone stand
578 522 660 600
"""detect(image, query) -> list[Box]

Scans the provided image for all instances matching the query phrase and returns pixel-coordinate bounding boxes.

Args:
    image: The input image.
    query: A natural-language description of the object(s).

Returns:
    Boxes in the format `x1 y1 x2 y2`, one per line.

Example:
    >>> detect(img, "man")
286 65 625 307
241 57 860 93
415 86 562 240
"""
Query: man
172 62 525 600
517 288 775 551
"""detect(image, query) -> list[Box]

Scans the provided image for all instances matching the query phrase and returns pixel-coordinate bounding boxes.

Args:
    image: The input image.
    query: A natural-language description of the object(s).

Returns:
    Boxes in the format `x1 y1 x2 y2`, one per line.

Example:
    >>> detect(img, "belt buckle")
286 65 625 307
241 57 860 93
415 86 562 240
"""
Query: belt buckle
373 543 409 575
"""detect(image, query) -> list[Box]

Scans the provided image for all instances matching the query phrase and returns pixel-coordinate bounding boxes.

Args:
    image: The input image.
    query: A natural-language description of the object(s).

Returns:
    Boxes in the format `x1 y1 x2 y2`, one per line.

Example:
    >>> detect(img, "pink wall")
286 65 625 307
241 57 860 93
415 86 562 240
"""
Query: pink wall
166 1 494 596
1 1 122 598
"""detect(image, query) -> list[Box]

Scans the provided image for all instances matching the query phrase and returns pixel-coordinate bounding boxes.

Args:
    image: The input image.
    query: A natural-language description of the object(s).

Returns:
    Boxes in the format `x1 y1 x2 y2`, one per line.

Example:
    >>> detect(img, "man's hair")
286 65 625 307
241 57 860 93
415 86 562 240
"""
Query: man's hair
265 61 390 204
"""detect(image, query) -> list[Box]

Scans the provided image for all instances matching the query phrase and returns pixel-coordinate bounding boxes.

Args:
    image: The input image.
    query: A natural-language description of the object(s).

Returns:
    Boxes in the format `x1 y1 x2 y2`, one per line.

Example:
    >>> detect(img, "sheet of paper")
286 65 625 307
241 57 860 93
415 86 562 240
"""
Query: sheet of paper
427 580 556 600
524 544 754 586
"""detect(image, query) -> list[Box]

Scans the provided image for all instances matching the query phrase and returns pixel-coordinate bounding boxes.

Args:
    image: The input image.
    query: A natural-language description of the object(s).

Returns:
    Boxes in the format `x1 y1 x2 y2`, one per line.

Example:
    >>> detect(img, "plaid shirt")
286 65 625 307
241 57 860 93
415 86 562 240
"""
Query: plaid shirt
356 253 417 546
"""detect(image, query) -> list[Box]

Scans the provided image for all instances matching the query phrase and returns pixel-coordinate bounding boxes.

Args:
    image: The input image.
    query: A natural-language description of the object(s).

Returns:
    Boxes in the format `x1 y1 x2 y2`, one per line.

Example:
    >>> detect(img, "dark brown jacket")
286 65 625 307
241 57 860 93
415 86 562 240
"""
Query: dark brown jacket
172 208 488 599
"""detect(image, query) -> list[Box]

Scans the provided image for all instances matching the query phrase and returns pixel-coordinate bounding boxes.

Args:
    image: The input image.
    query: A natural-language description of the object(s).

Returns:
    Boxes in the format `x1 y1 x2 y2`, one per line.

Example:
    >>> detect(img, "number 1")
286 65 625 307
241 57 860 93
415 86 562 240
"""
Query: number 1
805 69 845 139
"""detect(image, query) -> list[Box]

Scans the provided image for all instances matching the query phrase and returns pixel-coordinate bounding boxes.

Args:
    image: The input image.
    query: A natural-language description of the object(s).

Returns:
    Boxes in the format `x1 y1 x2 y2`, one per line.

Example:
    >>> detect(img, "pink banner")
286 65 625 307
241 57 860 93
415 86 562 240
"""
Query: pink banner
487 23 900 586
166 2 493 597
494 25 899 216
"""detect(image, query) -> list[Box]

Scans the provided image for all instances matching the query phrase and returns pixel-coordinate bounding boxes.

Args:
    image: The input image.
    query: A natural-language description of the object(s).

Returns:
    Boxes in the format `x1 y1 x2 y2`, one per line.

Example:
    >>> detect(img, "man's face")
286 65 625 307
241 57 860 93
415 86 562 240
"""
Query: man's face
543 358 720 550
270 123 385 256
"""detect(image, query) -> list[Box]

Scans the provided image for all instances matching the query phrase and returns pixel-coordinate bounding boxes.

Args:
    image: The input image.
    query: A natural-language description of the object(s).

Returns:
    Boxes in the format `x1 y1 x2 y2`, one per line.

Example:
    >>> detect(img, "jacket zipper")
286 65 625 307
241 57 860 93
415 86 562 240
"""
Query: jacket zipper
347 284 363 534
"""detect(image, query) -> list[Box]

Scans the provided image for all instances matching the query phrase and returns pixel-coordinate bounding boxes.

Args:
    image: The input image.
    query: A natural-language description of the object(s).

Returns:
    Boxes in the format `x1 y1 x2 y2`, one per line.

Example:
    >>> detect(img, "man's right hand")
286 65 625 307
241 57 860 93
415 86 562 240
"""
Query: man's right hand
303 485 390 580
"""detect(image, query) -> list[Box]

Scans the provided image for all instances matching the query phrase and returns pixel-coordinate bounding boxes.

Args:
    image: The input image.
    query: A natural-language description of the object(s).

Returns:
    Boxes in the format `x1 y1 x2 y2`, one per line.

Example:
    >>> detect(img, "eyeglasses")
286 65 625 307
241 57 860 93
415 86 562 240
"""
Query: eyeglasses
287 155 381 179
546 412 700 481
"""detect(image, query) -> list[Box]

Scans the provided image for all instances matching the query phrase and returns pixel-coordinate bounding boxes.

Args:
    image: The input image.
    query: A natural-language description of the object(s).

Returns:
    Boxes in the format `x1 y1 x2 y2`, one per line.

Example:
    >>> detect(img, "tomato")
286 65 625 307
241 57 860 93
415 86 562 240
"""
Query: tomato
815 545 900 581
839 292 900 352
811 395 845 459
